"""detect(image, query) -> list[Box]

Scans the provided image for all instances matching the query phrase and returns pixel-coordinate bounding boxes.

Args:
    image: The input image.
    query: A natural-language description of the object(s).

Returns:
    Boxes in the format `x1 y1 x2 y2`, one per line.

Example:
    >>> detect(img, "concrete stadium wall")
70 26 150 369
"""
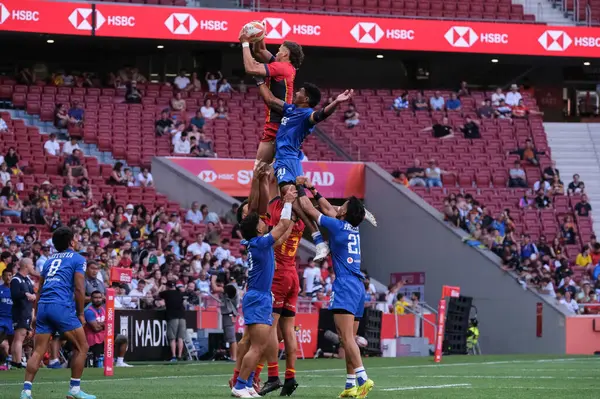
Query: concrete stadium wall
361 163 568 355
151 157 316 261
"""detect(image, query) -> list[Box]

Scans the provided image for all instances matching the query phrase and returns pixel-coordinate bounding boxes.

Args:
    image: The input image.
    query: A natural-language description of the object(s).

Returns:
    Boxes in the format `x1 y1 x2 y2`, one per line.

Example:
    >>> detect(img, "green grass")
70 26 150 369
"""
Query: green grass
1 355 599 398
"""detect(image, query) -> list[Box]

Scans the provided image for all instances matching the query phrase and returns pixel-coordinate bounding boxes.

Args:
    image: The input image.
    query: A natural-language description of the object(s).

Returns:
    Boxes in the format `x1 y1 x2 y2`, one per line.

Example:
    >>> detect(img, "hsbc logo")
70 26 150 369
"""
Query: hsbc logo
263 17 291 39
0 3 9 24
445 26 478 48
538 30 572 51
350 22 384 44
198 170 217 183
68 8 106 31
165 13 198 35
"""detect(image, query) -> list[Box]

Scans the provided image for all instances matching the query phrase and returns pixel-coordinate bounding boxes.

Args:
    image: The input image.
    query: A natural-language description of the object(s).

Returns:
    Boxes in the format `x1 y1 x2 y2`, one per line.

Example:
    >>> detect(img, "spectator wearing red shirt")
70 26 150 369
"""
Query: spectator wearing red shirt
512 99 544 119
240 35 304 166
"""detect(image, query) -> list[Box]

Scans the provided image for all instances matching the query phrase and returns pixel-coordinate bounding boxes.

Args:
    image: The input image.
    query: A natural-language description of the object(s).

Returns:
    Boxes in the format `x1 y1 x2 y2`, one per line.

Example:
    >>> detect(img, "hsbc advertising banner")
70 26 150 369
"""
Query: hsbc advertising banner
2 0 600 57
169 157 366 199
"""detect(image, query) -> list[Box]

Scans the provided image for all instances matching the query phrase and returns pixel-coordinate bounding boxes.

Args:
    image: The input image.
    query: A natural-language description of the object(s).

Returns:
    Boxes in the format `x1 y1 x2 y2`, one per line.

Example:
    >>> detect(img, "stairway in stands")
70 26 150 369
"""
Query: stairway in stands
545 122 600 233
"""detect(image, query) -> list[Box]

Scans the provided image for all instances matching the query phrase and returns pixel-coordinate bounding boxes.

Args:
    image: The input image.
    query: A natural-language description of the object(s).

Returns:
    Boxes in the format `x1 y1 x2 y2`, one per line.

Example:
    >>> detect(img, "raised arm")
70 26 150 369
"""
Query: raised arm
309 89 354 125
255 78 284 113
253 39 274 63
296 177 337 218
269 189 296 243
240 40 269 76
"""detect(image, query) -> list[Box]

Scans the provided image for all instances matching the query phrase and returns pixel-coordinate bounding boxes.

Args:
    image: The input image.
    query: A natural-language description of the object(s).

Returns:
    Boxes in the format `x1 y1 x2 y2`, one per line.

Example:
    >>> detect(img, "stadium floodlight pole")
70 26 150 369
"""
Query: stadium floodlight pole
104 288 116 376
434 285 461 363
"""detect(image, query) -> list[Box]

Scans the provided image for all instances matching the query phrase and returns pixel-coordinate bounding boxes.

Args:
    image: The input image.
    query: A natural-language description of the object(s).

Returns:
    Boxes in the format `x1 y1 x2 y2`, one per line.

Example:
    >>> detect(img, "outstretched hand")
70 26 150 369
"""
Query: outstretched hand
239 29 250 43
283 186 298 203
335 89 354 103
296 176 313 189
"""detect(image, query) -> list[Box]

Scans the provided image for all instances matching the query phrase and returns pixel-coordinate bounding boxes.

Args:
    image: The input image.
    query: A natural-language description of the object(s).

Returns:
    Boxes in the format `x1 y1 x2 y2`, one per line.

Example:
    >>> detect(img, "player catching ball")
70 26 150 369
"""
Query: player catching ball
21 227 96 399
232 188 297 398
295 180 375 399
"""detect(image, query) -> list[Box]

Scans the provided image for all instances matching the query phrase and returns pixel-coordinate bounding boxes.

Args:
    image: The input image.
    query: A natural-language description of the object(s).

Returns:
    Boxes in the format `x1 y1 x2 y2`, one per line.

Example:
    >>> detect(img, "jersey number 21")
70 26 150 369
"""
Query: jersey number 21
348 234 360 255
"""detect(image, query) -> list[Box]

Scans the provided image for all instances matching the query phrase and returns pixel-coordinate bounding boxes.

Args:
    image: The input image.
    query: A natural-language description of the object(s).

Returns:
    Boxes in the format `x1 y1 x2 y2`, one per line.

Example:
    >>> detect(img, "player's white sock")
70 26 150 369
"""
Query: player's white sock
311 231 324 245
49 358 59 365
354 367 368 386
117 357 124 364
69 378 81 394
345 374 356 389
23 381 32 396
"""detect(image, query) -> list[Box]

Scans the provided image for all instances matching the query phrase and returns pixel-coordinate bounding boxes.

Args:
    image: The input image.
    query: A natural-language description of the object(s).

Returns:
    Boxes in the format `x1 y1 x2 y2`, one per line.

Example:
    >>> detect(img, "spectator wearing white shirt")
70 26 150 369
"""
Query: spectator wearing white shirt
200 98 216 119
429 91 445 111
173 69 190 91
195 272 211 295
0 117 8 133
170 121 185 146
205 71 222 93
533 179 551 194
186 201 203 224
187 232 211 256
505 83 522 106
174 132 191 154
62 136 81 156
35 245 50 274
128 279 147 305
491 87 506 106
559 290 579 314
302 258 323 301
136 168 154 187
213 239 231 262
43 133 60 156
201 204 220 224
218 78 235 93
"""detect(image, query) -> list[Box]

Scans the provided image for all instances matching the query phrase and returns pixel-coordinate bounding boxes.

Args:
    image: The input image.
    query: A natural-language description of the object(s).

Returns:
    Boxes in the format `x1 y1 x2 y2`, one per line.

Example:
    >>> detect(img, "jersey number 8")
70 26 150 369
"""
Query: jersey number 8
47 259 62 277
348 234 361 255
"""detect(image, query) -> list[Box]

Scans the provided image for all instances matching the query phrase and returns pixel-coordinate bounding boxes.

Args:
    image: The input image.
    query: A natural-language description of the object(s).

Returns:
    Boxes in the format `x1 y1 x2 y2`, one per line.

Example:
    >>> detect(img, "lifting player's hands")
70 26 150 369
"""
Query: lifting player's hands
283 185 298 204
295 176 313 189
335 89 354 104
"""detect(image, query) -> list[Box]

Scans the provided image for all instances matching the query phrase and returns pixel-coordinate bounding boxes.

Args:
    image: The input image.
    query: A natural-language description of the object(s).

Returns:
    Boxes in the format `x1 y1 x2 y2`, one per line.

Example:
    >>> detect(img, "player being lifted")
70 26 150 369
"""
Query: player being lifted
20 227 96 399
231 187 297 398
295 178 375 399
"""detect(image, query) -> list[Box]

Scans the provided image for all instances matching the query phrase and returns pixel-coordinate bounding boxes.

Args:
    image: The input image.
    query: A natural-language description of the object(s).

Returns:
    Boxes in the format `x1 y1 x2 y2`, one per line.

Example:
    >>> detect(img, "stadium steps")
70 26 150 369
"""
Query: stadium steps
512 0 577 26
545 122 600 233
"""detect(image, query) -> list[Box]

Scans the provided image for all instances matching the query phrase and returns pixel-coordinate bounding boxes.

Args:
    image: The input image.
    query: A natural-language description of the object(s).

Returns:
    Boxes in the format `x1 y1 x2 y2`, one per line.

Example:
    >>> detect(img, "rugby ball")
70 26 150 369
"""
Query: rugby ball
355 336 368 348
242 21 266 43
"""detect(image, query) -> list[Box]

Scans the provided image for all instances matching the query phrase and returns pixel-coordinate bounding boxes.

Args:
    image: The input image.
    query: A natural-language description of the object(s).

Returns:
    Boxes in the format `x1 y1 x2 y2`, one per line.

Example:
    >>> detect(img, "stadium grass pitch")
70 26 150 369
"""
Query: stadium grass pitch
1 355 598 398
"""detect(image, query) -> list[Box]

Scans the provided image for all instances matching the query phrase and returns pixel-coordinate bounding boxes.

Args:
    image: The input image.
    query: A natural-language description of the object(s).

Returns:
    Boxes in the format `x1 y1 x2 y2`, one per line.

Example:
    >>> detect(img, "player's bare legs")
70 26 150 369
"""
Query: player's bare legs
11 328 27 367
258 313 283 395
233 324 271 398
47 337 61 368
231 330 256 390
61 327 95 398
340 321 361 397
256 142 275 167
22 333 51 397
279 315 299 396
334 313 372 398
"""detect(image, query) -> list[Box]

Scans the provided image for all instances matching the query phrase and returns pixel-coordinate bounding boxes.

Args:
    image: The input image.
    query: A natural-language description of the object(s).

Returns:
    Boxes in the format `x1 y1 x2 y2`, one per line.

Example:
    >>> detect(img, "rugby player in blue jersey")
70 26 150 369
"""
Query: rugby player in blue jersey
0 267 13 369
231 187 297 398
21 227 95 399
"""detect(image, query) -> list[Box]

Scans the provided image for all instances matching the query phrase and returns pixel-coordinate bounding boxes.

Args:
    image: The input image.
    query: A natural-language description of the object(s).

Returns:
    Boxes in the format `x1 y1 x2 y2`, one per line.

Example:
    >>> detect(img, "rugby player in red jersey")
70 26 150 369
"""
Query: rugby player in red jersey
240 36 304 166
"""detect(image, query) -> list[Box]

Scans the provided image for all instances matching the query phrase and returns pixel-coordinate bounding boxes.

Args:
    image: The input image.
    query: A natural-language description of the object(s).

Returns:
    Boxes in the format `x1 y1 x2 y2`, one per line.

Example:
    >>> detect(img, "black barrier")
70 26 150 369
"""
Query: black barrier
115 310 198 361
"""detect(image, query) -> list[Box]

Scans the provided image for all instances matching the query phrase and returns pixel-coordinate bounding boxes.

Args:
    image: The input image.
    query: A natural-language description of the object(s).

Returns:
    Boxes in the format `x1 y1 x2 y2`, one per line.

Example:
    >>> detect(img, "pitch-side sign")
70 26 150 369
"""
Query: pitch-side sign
3 0 600 57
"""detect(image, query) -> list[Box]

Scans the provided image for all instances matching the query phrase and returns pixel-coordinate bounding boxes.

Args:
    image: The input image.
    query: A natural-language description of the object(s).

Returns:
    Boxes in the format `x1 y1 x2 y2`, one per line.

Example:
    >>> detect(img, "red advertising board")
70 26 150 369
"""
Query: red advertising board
2 0 600 57
169 157 365 199
104 288 115 377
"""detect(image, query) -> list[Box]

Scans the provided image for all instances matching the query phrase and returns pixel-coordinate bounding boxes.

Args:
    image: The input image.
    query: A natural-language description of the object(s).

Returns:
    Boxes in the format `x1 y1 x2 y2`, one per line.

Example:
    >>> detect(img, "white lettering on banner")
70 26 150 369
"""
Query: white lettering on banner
107 16 135 27
0 4 9 24
305 171 335 186
293 24 321 35
386 29 414 40
237 170 254 185
11 10 39 22
574 37 600 47
135 319 167 348
200 20 227 31
295 328 312 344
480 33 508 44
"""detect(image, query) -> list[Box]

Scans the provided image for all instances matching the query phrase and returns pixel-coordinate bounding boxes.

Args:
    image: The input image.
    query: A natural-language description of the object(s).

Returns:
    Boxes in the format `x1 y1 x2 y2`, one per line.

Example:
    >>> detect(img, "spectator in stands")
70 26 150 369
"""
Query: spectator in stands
495 99 512 119
535 189 551 209
446 93 461 111
170 121 185 145
506 84 522 106
43 133 60 156
550 175 564 195
392 93 409 112
170 92 186 113
214 239 232 263
187 72 202 92
101 192 117 213
575 194 592 217
543 161 560 181
509 139 545 166
0 117 9 133
218 78 235 93
0 186 21 220
533 178 551 194
491 87 506 106
459 117 481 139
193 132 216 158
4 147 21 177
576 245 593 268
391 170 409 187
520 234 538 260
54 103 70 129
568 174 585 195
68 101 84 125
108 162 127 186
457 81 470 98
422 117 454 139
79 178 93 202
187 232 211 257
201 204 220 225
238 80 247 93
62 136 82 156
406 159 427 187
519 193 534 209
412 93 428 111
173 131 191 155
561 215 577 245
125 81 142 104
155 110 174 137
62 176 86 201
344 104 360 128
205 71 222 93
508 160 527 188
186 202 203 224
123 168 135 187
200 99 216 120
174 69 191 91
425 159 450 188
136 168 154 187
429 91 445 111
215 99 229 120
205 222 222 245
477 99 495 119
189 110 205 131
224 203 238 225
0 163 9 186
63 149 88 179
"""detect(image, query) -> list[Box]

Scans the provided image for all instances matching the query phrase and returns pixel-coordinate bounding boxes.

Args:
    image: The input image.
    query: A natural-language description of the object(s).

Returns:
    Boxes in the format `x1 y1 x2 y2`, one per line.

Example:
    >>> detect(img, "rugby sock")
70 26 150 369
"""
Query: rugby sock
354 368 368 386
246 372 255 388
267 362 279 382
345 374 356 389
234 377 247 390
23 381 32 395
49 358 59 366
254 363 264 380
117 357 124 364
233 368 240 382
285 368 296 380
69 378 81 394
312 232 324 245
